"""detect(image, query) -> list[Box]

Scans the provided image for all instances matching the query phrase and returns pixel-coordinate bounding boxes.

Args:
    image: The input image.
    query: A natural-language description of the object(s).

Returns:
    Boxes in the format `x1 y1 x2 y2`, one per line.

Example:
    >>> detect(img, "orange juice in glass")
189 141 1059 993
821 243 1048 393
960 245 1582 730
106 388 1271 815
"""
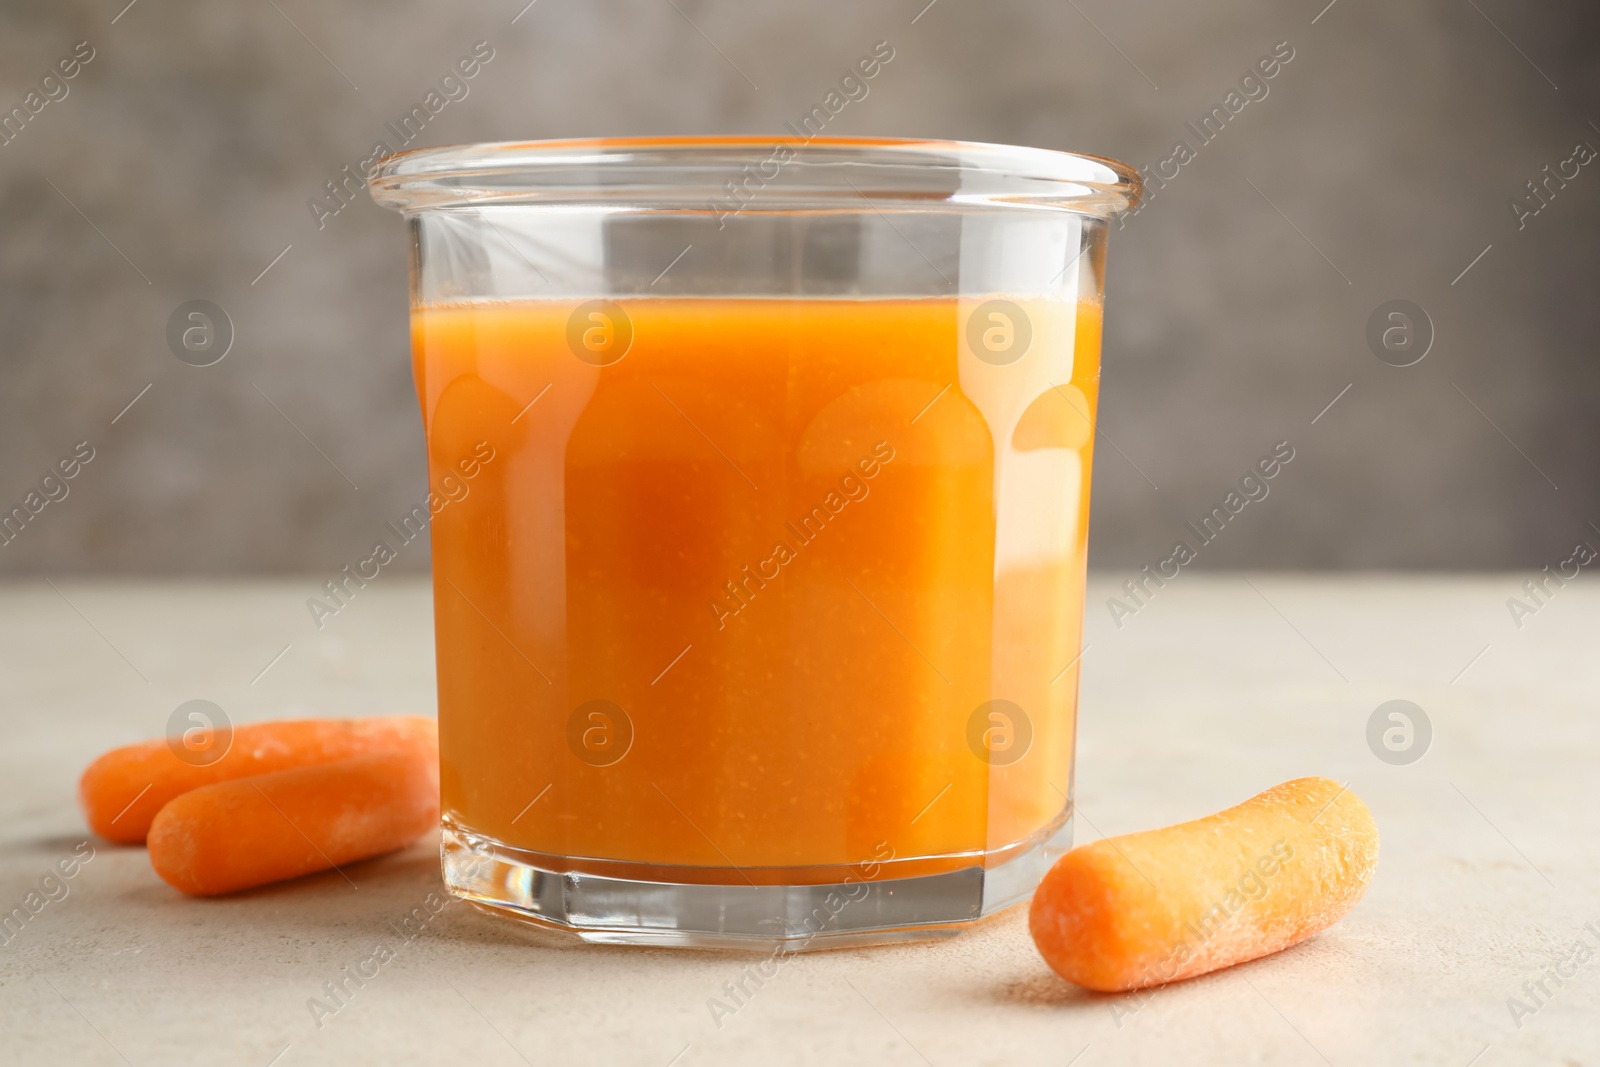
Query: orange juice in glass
371 137 1139 947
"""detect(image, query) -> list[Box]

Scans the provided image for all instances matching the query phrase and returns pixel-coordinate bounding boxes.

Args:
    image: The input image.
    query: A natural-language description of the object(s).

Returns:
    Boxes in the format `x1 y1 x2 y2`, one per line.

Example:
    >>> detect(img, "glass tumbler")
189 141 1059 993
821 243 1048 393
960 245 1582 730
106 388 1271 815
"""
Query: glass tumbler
369 137 1139 948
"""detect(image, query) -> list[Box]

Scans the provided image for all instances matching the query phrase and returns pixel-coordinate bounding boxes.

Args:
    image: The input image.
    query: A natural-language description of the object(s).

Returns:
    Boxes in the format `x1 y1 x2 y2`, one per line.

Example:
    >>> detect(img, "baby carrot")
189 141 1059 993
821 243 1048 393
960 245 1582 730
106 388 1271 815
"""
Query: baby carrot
147 748 440 896
1029 776 1378 992
80 716 436 844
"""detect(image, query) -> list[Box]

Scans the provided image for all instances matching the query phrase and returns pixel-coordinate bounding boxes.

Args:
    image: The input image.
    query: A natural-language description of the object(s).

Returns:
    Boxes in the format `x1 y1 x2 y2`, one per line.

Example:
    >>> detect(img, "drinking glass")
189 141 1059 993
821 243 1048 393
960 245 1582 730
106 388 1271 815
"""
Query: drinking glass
369 136 1140 947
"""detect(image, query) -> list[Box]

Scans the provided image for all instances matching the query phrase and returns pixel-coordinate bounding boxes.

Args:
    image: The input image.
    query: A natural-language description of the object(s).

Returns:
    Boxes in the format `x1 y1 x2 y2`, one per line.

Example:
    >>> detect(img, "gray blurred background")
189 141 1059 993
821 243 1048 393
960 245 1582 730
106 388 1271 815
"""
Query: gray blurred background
1 0 1596 576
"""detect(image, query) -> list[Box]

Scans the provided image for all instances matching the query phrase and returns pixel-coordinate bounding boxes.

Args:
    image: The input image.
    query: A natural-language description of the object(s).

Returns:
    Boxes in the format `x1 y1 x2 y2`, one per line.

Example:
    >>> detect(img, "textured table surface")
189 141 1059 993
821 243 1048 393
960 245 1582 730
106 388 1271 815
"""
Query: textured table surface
1 575 1594 1066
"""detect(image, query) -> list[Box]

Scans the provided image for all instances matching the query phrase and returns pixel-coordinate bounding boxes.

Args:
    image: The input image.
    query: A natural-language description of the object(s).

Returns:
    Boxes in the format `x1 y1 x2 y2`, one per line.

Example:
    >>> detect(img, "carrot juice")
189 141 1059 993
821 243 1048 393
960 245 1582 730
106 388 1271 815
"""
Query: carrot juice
414 296 1100 882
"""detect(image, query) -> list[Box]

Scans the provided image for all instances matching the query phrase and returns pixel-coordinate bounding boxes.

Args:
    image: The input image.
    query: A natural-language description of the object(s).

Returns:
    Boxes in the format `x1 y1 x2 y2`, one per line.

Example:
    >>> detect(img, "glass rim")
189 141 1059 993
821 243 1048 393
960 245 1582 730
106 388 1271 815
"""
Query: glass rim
367 135 1142 217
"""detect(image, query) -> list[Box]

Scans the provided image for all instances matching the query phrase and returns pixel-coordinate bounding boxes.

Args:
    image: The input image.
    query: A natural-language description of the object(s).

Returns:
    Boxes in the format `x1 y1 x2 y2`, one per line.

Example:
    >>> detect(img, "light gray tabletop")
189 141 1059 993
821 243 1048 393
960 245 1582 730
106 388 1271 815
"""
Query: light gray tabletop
1 575 1592 1065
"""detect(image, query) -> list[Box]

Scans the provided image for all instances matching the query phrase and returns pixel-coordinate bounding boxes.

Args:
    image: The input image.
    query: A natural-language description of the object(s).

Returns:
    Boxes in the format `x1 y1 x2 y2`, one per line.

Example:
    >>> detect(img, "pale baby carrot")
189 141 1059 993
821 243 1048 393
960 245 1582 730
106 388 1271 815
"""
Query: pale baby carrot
147 748 440 896
1030 776 1378 992
80 716 436 844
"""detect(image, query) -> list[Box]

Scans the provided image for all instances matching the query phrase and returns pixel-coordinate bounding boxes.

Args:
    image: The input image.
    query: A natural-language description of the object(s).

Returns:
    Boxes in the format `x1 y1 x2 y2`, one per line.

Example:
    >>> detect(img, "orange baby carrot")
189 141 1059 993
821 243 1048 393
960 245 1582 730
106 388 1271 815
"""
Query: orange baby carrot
1029 777 1378 992
80 716 436 844
147 748 440 896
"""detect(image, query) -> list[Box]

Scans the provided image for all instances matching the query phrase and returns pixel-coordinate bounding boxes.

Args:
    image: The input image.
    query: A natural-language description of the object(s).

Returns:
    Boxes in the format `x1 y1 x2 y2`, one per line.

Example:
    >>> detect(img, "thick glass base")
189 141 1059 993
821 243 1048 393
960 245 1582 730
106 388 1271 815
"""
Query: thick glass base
441 807 1073 950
